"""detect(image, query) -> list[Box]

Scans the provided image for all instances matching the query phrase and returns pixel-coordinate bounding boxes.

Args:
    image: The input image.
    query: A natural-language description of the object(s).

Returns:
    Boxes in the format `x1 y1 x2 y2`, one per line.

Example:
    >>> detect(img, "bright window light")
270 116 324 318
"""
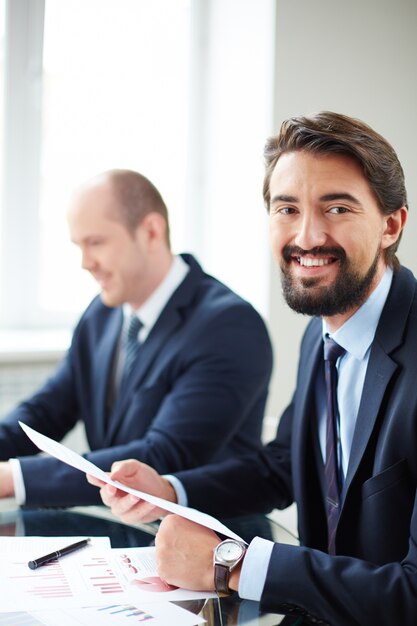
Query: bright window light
39 0 190 318
0 0 4 219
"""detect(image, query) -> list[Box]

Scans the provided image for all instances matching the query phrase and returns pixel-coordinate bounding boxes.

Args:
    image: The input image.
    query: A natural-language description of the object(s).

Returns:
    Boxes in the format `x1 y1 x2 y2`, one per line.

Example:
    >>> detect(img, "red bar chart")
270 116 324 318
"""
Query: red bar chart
82 556 123 595
9 559 74 600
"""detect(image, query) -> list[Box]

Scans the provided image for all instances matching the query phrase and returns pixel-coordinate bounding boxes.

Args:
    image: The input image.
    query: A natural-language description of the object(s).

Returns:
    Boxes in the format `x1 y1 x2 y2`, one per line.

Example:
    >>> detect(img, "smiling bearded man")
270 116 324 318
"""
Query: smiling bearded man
280 243 381 317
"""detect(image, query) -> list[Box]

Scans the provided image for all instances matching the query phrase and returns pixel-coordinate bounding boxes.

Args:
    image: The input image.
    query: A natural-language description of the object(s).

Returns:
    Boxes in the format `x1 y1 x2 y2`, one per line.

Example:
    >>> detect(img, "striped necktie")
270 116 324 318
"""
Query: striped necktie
122 315 143 380
323 336 346 555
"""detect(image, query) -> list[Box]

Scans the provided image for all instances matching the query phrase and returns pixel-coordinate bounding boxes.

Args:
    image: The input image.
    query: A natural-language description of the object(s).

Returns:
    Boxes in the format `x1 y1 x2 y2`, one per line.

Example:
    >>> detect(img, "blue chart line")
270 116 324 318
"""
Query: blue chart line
0 613 44 626
96 604 154 620
0 606 156 625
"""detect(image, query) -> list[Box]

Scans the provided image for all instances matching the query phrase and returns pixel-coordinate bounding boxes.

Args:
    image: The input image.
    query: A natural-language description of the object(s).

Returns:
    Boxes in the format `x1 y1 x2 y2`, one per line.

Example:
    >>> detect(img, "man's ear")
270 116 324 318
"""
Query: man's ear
137 212 168 245
382 206 408 249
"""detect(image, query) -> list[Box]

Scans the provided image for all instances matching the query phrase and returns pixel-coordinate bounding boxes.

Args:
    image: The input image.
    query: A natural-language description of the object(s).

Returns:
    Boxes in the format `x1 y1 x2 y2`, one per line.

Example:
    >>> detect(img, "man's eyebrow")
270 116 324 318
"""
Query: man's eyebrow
270 192 363 205
319 192 361 204
270 194 298 204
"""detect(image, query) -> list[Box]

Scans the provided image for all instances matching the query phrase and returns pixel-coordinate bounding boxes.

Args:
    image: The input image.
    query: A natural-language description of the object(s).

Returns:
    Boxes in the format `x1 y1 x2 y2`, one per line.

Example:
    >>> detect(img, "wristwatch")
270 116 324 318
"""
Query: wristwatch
213 538 247 595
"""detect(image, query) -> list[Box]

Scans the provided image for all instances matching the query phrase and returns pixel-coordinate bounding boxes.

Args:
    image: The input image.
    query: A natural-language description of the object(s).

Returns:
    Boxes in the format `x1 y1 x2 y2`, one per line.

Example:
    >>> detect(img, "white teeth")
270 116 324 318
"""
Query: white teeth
297 257 331 267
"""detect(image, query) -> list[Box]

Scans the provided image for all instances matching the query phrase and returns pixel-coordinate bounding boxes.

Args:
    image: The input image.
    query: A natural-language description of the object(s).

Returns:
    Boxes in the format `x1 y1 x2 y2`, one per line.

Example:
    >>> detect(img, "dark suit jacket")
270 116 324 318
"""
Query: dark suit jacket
178 266 417 625
0 254 272 507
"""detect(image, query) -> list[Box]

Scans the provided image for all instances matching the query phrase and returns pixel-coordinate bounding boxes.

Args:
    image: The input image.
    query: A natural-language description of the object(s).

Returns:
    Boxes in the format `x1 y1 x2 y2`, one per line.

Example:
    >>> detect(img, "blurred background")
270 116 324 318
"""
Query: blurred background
0 0 416 449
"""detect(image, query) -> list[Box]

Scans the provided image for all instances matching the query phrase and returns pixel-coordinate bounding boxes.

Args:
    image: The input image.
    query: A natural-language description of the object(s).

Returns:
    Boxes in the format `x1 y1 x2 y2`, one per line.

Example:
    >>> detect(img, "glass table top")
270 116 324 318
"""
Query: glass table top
0 503 304 626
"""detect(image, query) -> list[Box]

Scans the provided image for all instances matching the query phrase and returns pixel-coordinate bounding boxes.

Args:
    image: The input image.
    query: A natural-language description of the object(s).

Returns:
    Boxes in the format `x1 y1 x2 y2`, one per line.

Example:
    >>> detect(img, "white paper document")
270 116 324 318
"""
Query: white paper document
0 601 206 626
19 422 243 541
0 544 214 612
0 536 110 553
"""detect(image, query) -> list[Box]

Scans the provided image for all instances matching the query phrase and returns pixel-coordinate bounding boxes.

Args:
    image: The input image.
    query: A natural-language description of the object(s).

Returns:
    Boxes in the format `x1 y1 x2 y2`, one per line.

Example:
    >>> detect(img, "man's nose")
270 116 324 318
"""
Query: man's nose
81 250 95 271
294 212 327 251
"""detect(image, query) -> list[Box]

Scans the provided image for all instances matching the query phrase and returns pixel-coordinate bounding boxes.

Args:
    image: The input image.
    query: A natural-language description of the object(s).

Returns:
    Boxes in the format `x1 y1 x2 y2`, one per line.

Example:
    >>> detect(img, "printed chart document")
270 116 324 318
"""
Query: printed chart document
0 602 206 626
19 422 243 541
0 536 111 553
0 543 214 612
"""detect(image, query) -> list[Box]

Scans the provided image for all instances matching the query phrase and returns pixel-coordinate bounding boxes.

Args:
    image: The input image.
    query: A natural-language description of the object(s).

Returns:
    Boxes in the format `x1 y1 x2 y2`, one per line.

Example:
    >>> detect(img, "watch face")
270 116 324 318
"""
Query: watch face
216 540 245 565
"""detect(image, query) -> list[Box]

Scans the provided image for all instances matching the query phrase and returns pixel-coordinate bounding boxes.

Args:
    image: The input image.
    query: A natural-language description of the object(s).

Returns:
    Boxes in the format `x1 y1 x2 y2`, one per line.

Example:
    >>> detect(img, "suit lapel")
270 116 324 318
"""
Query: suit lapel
107 255 203 441
94 308 123 441
294 328 323 463
342 346 397 496
109 304 184 432
342 267 415 499
293 321 325 541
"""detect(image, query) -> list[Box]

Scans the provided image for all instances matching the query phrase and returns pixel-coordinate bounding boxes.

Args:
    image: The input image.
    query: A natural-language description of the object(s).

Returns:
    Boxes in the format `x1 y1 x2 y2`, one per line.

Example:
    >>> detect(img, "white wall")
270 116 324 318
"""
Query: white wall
185 0 276 318
266 0 417 420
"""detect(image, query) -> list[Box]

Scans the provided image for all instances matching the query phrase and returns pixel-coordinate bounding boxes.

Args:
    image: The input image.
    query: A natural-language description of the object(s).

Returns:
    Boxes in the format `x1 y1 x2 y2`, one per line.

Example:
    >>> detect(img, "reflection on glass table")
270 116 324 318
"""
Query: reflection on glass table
0 503 306 626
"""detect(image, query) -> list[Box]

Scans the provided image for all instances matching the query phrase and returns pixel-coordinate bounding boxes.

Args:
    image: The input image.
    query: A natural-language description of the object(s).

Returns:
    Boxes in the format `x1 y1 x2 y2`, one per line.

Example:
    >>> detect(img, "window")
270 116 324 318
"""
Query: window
0 0 4 183
1 0 191 329
0 0 6 316
1 0 275 337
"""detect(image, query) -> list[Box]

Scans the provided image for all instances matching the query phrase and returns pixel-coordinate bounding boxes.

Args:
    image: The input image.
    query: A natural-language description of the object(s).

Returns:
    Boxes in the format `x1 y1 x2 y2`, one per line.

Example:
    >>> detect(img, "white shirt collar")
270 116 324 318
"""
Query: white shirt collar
123 255 189 339
323 266 393 360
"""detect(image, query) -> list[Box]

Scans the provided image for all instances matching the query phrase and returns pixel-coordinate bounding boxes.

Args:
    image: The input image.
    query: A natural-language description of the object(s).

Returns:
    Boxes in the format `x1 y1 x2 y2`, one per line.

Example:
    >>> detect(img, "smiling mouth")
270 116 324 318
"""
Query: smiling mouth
93 273 111 286
295 257 336 267
284 246 346 270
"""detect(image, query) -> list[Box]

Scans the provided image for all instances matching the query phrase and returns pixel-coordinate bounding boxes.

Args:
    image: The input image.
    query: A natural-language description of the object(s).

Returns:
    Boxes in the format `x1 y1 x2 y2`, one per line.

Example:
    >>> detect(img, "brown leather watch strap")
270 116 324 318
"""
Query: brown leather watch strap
214 563 232 595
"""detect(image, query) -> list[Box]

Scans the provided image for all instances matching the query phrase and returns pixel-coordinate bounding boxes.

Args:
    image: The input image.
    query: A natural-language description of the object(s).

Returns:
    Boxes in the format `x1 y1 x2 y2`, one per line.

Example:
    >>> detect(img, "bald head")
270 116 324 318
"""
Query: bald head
78 169 171 247
68 170 174 308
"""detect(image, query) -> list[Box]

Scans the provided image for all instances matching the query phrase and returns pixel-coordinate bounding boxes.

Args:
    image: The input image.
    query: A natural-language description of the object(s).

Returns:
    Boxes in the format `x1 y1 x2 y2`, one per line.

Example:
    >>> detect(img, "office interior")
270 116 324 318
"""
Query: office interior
0 0 416 540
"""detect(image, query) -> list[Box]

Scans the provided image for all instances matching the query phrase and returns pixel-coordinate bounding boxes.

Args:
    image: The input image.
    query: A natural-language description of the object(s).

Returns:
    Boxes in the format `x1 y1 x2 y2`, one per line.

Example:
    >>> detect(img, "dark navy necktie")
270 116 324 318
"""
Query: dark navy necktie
323 336 346 555
122 315 143 381
107 315 143 417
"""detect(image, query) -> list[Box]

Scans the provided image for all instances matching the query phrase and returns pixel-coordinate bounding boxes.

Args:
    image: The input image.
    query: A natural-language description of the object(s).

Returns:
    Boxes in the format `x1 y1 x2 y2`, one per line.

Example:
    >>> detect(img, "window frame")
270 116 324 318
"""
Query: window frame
1 0 45 329
0 0 275 336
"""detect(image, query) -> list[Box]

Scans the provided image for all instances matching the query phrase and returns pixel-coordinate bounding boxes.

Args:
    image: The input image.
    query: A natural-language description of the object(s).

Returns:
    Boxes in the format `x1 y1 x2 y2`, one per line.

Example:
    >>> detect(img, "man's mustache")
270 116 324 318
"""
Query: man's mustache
282 246 347 264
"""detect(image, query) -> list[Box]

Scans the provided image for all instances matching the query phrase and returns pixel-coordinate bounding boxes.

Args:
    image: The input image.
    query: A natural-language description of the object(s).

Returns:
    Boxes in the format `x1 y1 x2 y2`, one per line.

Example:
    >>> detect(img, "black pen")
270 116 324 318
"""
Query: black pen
28 538 91 570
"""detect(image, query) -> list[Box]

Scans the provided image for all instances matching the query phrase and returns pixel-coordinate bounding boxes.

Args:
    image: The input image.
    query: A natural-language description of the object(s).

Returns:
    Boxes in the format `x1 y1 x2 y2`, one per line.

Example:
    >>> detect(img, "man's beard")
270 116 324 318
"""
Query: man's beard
280 245 381 317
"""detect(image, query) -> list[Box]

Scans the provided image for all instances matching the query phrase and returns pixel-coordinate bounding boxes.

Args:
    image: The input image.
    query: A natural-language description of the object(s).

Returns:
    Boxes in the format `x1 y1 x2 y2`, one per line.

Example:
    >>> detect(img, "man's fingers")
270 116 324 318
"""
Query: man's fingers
102 489 141 515
103 488 164 523
119 501 163 524
86 474 105 487
136 502 165 522
110 459 141 480
99 484 130 507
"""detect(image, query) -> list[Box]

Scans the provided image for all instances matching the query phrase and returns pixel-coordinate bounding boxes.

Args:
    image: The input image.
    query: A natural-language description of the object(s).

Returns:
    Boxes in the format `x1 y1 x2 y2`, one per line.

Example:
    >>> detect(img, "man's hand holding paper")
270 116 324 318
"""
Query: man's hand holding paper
86 459 176 523
19 421 243 541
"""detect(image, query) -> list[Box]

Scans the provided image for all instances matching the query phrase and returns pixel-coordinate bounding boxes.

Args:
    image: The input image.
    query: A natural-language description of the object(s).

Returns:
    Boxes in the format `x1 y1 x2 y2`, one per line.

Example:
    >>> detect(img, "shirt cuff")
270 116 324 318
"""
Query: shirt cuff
163 474 188 507
239 536 274 601
9 458 26 505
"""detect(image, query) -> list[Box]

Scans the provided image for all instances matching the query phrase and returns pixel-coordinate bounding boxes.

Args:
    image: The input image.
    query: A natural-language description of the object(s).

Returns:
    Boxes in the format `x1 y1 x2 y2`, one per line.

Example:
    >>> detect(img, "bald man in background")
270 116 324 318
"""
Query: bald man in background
0 169 272 514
